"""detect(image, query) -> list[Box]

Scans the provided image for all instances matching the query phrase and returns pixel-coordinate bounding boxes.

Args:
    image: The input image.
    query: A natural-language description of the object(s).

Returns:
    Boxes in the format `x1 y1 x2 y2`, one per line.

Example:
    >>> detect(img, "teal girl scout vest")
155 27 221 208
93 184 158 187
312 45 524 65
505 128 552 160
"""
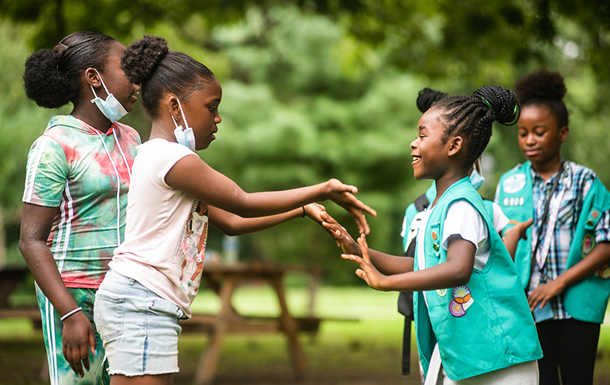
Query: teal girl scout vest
496 161 610 323
414 178 542 381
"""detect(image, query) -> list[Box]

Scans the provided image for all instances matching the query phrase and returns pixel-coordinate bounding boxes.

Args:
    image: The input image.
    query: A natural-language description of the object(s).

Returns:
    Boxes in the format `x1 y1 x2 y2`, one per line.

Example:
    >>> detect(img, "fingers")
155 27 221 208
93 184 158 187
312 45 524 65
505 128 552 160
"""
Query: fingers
65 348 85 378
356 234 371 263
341 253 364 264
349 208 371 235
89 328 97 359
355 269 366 279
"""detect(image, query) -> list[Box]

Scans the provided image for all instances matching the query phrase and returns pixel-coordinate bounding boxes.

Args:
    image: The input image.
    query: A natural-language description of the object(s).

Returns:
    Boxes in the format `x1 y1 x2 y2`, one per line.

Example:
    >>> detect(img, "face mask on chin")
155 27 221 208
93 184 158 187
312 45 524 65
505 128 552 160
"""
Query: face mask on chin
90 69 128 123
171 98 197 151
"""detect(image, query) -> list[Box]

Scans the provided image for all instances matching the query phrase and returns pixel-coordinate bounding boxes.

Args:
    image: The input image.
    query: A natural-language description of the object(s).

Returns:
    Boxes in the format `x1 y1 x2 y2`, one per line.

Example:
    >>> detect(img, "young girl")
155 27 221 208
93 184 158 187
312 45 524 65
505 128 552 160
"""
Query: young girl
397 87 525 377
92 34 375 384
324 86 542 384
19 32 141 383
495 69 610 385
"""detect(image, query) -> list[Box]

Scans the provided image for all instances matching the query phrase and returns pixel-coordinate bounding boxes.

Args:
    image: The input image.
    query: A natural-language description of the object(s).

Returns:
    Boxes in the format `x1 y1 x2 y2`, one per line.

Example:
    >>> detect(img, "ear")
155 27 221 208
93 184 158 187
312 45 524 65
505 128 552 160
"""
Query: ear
447 136 463 157
84 68 102 88
559 125 569 143
167 95 183 125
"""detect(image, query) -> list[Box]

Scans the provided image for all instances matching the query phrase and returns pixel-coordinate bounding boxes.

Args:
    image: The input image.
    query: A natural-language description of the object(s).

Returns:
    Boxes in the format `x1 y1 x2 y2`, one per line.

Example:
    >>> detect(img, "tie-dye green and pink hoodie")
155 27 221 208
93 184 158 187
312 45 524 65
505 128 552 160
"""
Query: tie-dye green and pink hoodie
23 115 141 289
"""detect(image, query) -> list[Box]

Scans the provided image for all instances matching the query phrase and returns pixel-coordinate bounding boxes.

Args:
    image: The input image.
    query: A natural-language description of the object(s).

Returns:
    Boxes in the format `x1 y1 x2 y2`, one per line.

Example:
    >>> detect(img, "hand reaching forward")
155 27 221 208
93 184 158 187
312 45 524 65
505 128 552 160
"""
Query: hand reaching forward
321 211 360 253
341 234 387 290
326 179 376 235
303 203 341 247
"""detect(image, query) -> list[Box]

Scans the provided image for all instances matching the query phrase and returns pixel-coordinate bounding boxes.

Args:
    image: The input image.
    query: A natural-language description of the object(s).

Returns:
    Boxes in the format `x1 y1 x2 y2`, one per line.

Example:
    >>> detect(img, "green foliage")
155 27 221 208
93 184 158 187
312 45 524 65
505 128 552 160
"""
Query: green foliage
1 4 610 283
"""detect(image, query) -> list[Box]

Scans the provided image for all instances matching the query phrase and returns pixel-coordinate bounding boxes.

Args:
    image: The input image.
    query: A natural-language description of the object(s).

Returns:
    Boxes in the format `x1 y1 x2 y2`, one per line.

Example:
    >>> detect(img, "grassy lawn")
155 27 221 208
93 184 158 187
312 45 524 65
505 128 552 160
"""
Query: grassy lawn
1 285 610 384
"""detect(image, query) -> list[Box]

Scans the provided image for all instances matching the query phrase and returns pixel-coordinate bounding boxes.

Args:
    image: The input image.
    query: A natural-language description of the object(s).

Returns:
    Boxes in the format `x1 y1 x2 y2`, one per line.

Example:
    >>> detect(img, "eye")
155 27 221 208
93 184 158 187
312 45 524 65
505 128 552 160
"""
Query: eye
208 106 217 113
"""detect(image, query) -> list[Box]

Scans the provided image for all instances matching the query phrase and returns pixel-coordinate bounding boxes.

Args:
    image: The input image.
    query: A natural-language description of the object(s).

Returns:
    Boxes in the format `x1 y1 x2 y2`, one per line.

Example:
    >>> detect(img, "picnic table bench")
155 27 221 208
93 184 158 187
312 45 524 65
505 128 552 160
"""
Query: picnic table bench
180 261 324 385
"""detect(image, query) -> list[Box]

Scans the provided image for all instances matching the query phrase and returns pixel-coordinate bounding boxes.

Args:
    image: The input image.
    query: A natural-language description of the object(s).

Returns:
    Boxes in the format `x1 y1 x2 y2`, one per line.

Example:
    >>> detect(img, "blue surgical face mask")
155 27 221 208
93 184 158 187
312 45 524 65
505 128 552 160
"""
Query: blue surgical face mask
90 69 128 123
172 99 197 151
470 169 485 190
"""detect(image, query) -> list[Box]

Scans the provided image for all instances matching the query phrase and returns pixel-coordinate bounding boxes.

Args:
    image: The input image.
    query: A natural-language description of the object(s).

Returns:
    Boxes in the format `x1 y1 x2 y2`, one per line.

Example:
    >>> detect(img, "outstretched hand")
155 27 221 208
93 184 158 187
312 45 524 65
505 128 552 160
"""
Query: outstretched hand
62 312 96 378
304 203 341 247
341 234 387 290
326 179 376 235
320 211 360 253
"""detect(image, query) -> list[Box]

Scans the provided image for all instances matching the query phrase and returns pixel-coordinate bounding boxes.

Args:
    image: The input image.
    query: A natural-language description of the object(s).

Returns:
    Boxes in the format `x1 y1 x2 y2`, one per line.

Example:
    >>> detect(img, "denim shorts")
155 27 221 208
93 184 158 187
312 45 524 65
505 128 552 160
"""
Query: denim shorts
94 270 185 376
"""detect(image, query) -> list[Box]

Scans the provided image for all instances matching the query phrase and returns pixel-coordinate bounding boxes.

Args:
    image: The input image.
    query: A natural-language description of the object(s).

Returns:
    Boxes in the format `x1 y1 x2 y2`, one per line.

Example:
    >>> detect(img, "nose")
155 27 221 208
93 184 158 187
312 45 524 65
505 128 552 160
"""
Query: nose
134 84 141 94
410 138 418 150
215 112 222 124
524 132 536 146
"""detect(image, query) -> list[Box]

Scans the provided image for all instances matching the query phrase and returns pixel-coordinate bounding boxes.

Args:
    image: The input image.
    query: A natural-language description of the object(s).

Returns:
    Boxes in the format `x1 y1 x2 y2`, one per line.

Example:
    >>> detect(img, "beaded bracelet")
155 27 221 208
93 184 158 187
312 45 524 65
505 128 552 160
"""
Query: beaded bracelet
60 307 83 321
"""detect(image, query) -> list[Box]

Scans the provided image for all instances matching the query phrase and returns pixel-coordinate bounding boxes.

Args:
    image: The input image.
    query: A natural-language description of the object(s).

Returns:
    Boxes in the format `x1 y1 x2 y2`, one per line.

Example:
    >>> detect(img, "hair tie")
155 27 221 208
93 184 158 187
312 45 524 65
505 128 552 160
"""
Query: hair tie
480 97 493 110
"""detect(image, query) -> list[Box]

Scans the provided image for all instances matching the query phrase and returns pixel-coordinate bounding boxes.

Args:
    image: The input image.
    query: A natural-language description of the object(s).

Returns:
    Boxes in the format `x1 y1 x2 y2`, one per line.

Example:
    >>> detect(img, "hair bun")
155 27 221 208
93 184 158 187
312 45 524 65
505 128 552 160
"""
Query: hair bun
121 34 169 84
472 85 520 126
514 68 566 104
23 49 77 108
416 87 448 113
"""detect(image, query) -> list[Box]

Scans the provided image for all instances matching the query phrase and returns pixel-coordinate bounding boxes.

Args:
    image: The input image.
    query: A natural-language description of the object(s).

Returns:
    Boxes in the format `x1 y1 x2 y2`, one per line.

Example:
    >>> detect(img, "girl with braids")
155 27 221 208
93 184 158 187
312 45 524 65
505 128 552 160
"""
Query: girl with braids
92 34 375 384
396 87 526 378
19 31 141 384
495 69 610 385
323 86 542 384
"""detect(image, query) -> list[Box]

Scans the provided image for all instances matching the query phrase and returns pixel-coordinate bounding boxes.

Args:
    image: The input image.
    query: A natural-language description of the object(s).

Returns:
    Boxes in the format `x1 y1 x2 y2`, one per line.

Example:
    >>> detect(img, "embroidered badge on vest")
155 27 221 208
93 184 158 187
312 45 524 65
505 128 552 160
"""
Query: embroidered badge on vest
581 233 595 257
598 265 610 280
503 197 525 206
502 173 526 194
436 288 447 297
449 285 474 317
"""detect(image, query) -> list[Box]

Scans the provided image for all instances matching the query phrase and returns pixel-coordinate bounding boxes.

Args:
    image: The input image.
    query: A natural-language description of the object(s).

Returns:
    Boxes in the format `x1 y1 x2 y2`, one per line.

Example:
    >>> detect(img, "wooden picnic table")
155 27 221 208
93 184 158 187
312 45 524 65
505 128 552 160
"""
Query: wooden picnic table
180 261 323 385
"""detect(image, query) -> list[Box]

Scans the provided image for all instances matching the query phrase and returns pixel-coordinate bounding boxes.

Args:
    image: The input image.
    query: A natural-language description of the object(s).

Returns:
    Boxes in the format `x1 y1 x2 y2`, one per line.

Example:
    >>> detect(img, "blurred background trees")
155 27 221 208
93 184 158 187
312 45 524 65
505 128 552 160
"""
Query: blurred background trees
0 1 608 284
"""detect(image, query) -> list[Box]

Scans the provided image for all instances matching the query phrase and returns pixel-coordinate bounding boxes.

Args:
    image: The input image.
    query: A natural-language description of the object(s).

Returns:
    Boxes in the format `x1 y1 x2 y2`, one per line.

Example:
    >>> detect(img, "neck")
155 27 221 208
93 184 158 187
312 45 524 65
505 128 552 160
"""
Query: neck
530 155 563 181
71 103 112 134
150 119 178 143
431 169 468 208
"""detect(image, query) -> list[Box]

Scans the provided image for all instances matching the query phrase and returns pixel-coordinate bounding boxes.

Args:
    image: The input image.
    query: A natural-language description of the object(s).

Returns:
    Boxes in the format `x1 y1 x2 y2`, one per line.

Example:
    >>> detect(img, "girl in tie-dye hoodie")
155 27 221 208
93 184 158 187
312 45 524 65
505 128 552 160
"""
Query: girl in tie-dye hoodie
20 31 141 384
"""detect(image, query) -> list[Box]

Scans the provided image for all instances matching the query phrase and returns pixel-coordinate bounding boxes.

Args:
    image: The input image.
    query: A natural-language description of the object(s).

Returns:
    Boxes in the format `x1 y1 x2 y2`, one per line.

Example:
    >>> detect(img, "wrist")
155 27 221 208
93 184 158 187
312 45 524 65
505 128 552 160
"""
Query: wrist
60 307 83 322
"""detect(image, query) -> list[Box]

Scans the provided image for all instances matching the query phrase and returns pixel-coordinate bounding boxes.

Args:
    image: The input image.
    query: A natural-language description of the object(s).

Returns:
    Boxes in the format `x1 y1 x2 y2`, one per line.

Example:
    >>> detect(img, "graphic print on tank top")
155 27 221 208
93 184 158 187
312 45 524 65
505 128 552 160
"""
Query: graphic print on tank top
173 200 209 294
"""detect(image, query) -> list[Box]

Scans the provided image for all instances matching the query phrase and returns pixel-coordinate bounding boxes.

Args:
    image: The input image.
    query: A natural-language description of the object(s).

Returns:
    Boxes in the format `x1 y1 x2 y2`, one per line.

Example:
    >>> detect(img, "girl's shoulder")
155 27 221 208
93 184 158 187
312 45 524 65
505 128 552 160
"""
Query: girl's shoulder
115 122 142 144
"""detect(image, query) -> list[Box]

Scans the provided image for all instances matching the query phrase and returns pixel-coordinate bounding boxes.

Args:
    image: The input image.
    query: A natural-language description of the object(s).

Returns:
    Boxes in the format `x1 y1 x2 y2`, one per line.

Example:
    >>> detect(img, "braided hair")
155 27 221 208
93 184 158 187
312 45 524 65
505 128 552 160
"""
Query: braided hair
23 31 119 109
433 86 520 168
416 87 448 113
121 34 216 119
514 68 568 128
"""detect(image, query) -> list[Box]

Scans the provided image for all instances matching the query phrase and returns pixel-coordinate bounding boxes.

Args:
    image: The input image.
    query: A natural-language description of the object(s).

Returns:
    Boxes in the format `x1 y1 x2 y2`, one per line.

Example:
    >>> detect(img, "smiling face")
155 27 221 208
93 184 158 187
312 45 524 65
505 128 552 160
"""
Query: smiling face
517 104 568 168
180 77 223 151
96 41 140 113
410 107 454 180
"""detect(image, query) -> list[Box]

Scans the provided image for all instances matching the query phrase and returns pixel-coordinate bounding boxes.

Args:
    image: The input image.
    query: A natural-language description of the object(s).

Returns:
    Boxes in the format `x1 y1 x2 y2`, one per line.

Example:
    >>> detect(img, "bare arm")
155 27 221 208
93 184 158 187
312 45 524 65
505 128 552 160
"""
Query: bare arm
342 234 475 292
528 241 610 311
209 203 326 236
165 154 376 234
19 203 95 377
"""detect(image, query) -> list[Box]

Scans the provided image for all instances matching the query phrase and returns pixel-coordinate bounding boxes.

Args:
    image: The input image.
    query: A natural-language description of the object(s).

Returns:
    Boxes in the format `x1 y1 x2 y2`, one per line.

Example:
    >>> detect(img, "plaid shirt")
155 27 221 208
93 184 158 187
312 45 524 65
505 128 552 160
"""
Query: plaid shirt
527 161 610 319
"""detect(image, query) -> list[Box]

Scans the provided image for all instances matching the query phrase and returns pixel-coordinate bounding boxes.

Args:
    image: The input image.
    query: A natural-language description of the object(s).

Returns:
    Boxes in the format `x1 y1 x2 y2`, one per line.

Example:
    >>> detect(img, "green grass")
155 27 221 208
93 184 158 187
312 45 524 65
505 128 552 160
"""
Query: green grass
2 286 610 384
